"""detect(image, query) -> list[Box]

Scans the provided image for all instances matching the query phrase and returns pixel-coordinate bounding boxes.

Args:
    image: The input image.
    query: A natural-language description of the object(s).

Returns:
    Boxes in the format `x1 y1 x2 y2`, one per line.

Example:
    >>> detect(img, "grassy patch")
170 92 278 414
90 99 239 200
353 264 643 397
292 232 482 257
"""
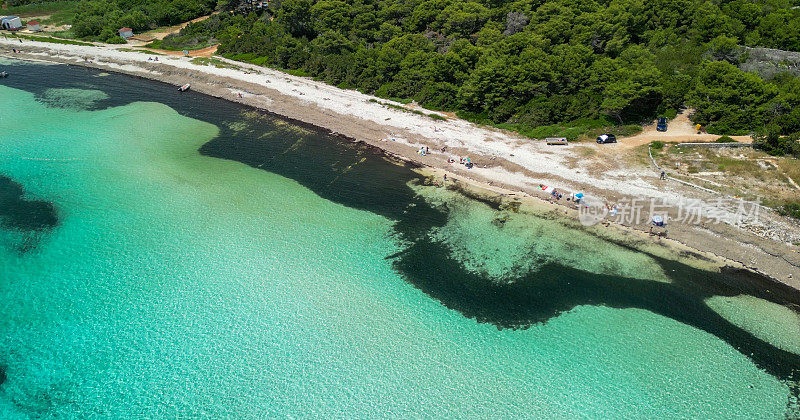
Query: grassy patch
777 202 800 219
493 121 588 140
713 156 752 172
653 144 800 206
9 34 93 46
1 1 78 25
630 143 656 167
387 96 412 104
190 57 240 70
583 124 642 139
369 99 448 121
117 48 165 55
460 113 642 141
49 28 76 38
575 147 597 157
283 68 310 77
716 135 737 143
780 161 800 187
145 39 214 52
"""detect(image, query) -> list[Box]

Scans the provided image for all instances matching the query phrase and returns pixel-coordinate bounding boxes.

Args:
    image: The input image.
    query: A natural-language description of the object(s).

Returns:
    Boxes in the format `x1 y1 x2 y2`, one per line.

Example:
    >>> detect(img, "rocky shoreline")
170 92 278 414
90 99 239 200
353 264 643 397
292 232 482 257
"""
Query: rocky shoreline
1 38 798 286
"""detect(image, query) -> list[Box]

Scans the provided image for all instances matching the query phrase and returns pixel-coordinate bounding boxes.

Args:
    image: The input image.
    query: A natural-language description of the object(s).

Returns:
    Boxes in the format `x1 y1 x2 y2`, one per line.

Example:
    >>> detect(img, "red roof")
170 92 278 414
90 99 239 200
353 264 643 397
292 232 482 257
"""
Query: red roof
28 21 39 25
118 27 133 32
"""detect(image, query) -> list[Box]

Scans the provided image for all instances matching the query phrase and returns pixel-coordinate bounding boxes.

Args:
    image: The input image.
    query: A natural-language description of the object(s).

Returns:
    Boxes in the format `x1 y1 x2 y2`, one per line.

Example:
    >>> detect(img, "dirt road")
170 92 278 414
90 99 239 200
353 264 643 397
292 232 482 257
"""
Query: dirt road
619 110 752 148
143 13 218 41
136 44 218 57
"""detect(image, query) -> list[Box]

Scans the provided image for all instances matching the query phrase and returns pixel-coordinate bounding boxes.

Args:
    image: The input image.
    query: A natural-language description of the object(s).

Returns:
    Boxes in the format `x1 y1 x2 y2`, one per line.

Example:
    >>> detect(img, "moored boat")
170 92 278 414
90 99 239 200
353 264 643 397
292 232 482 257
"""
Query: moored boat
178 83 190 92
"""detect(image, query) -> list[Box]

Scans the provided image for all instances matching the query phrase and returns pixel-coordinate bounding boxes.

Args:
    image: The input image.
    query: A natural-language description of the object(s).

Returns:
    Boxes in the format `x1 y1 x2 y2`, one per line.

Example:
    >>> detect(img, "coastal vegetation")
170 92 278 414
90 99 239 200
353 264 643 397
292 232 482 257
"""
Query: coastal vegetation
8 33 94 46
753 123 800 156
165 0 800 142
6 0 800 143
3 61 800 415
369 98 449 120
2 0 77 20
651 143 800 212
190 56 241 70
144 19 219 50
1 1 78 33
117 47 165 55
778 202 800 220
64 0 216 43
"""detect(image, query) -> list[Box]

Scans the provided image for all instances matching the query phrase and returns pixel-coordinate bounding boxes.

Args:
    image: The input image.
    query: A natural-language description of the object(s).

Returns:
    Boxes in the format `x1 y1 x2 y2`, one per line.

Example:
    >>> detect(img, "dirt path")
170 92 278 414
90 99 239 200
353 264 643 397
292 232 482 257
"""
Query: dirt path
619 110 752 148
125 13 219 57
143 12 218 40
135 44 218 57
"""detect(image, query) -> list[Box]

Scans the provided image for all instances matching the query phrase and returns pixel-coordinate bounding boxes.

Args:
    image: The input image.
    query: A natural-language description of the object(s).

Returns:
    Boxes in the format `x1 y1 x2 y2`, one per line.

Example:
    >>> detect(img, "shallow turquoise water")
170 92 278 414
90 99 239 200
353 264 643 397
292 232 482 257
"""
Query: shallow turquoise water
1 61 800 417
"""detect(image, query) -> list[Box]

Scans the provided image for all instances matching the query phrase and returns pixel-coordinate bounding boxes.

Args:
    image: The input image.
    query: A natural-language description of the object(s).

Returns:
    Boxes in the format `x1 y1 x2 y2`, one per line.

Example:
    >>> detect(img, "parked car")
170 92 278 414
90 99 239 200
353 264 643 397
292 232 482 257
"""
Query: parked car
656 117 668 132
596 134 617 144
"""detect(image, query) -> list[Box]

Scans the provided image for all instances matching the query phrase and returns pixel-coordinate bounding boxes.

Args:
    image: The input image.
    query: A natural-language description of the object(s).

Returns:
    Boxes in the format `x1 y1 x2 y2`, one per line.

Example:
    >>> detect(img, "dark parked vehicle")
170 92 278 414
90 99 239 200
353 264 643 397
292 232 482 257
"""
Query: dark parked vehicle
596 134 617 144
656 117 668 132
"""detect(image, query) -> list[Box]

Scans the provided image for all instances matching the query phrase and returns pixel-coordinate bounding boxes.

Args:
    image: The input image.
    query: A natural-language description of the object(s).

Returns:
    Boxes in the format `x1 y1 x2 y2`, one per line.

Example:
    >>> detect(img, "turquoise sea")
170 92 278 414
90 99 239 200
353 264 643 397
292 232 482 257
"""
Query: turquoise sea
2 58 800 417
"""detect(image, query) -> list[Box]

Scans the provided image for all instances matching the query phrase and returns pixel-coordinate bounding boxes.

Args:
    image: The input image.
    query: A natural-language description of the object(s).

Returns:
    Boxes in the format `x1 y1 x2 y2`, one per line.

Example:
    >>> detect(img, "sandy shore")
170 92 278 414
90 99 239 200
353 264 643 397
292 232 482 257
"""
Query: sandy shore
1 38 798 284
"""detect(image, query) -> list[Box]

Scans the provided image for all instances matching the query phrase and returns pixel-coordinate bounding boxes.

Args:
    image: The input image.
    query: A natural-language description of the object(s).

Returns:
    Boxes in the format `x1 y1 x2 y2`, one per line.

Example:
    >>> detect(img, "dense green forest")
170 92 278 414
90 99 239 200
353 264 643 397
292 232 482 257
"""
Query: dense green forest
6 0 799 150
165 0 800 148
72 0 218 42
5 0 219 43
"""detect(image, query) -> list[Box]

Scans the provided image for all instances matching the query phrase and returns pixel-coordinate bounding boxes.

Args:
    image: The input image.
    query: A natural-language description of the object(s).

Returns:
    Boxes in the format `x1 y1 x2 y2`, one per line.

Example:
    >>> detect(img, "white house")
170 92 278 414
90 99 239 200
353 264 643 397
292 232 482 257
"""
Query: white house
27 20 41 32
1 16 23 30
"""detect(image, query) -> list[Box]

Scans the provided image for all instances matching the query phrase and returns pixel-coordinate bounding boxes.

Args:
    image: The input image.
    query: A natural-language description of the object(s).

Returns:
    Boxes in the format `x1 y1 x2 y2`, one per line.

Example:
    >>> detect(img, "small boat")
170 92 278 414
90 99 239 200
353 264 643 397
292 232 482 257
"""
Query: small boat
0 71 8 78
178 83 190 92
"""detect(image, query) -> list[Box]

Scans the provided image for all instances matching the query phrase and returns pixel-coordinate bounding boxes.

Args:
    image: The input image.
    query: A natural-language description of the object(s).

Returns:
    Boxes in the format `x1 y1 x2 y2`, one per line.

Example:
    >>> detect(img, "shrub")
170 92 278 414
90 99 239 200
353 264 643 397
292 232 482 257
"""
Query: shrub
778 202 800 219
754 127 800 157
650 141 665 149
659 108 678 120
715 135 737 143
13 34 94 46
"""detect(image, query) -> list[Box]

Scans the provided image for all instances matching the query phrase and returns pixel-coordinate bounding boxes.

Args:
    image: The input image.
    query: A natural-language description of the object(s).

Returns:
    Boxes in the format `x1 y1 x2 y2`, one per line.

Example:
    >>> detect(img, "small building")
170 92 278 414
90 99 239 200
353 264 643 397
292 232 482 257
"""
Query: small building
1 16 23 31
118 27 134 39
27 20 41 32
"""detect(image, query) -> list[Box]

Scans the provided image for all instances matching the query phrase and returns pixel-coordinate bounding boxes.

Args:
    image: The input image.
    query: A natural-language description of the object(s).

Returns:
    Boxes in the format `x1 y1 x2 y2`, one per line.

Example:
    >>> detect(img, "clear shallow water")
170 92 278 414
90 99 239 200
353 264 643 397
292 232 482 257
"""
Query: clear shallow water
1 60 800 417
